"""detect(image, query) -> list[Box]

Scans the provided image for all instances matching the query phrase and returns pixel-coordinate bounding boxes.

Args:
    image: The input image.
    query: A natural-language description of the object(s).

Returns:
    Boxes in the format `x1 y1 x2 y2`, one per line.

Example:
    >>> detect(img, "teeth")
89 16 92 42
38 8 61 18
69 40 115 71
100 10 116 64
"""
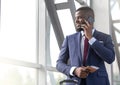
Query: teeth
76 24 80 27
81 24 85 26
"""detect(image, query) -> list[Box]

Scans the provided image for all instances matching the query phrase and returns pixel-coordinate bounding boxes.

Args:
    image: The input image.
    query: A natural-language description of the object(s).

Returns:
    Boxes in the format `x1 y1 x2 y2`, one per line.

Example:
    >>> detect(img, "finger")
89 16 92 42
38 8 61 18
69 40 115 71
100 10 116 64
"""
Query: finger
80 74 88 78
74 67 83 77
84 19 91 26
81 24 88 31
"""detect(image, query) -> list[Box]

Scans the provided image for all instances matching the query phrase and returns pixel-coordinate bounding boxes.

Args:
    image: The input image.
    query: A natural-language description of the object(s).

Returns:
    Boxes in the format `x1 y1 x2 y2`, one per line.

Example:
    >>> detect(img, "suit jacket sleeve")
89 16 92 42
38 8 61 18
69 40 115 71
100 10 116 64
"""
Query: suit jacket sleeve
91 35 115 64
56 36 71 76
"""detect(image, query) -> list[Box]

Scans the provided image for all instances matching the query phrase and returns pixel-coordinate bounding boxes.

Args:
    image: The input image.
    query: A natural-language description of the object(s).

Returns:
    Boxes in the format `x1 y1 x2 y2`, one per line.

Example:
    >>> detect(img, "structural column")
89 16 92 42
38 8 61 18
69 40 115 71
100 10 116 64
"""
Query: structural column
38 0 47 85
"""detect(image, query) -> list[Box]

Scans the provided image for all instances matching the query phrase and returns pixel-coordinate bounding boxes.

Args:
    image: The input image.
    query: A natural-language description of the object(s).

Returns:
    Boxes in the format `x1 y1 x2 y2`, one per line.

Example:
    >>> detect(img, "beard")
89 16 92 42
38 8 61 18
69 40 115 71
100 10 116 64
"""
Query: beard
76 22 86 32
76 27 84 32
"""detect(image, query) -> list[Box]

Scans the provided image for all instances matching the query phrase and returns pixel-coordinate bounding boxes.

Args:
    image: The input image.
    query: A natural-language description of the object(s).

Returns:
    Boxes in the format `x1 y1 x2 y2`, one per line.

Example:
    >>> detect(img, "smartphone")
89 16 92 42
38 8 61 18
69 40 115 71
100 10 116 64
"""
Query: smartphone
87 16 94 24
81 16 94 25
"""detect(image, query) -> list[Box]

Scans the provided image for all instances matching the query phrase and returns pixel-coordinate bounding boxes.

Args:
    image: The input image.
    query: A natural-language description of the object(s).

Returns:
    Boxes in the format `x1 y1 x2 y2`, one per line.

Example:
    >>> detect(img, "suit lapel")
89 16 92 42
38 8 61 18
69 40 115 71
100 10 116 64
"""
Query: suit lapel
93 30 98 38
75 32 82 65
73 30 99 66
86 30 98 65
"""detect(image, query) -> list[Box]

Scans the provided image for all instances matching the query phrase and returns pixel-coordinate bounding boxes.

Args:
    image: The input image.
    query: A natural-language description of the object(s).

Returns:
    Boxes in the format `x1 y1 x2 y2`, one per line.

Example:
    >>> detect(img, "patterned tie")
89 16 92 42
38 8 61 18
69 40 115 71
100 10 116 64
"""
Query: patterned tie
83 37 89 66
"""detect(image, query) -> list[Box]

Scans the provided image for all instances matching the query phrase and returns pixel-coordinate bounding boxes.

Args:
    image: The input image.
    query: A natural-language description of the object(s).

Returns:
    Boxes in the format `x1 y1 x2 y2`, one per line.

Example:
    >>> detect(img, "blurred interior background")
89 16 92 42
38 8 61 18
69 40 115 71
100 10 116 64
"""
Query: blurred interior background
0 0 120 85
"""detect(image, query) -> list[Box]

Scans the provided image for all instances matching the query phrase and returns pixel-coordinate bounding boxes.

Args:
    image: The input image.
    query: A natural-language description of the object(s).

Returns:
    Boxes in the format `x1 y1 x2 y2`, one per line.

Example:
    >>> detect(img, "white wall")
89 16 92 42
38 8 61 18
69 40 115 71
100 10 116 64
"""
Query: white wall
91 0 110 34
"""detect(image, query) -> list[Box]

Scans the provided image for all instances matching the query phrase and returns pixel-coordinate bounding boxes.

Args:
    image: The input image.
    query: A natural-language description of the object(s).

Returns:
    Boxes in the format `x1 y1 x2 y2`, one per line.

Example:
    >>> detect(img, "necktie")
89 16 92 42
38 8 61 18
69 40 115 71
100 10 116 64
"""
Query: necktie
83 37 89 66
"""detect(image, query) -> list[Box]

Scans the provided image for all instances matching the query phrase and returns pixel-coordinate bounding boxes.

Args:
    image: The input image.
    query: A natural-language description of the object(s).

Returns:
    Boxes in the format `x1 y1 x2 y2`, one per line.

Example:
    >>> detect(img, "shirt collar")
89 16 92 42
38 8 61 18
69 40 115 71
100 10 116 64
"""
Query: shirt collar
81 28 95 36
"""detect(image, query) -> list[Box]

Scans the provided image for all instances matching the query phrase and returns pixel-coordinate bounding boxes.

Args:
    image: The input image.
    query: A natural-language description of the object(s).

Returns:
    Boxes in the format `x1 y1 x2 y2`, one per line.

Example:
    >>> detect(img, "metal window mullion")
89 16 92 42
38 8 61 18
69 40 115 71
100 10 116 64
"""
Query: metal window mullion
45 0 64 49
68 0 76 28
36 0 40 85
56 2 70 10
38 0 47 85
0 57 42 69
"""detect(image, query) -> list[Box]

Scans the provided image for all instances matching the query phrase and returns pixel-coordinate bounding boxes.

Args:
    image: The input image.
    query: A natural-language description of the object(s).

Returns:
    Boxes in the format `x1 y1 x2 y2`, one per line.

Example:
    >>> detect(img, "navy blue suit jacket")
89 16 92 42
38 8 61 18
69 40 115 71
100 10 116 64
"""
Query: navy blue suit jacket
56 30 115 85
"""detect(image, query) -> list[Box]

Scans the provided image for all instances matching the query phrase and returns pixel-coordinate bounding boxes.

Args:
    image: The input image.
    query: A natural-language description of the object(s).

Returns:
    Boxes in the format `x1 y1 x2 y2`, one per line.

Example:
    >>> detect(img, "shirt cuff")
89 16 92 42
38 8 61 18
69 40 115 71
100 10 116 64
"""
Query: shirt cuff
88 37 96 45
70 67 77 76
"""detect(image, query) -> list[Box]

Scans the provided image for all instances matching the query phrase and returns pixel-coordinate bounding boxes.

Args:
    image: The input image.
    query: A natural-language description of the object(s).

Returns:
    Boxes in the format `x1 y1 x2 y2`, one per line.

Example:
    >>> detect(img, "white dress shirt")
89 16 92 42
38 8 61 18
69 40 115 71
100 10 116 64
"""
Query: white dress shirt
70 29 96 76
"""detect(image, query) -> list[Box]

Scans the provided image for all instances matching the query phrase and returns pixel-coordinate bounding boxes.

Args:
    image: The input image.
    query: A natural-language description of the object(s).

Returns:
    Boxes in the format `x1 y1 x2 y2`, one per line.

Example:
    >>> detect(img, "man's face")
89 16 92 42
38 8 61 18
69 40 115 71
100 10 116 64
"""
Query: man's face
75 10 93 32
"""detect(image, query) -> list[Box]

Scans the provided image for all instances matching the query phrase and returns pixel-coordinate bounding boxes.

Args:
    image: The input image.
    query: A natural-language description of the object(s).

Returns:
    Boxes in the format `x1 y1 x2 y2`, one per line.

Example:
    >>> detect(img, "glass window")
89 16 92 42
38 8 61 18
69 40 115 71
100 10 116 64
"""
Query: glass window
110 0 120 85
113 58 120 85
74 0 90 9
114 25 120 43
47 71 66 85
111 0 120 20
57 9 76 37
0 0 37 63
113 23 120 30
0 63 37 85
49 24 60 67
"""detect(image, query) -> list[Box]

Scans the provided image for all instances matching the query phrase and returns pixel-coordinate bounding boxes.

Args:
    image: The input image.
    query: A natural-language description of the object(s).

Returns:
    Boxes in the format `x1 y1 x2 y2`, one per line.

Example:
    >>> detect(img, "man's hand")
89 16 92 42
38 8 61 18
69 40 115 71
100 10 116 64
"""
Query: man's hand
73 66 89 78
81 19 93 40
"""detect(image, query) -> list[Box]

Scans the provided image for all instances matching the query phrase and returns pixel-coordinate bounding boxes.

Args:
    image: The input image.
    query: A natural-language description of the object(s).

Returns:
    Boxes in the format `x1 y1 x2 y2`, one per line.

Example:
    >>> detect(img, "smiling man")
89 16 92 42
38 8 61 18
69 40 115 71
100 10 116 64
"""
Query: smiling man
56 6 115 85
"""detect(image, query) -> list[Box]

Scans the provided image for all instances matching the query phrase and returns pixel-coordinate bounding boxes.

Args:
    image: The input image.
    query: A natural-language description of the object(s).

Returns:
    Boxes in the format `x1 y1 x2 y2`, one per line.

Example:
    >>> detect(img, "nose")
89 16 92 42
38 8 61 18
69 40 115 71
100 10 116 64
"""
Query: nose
75 18 84 24
75 18 81 24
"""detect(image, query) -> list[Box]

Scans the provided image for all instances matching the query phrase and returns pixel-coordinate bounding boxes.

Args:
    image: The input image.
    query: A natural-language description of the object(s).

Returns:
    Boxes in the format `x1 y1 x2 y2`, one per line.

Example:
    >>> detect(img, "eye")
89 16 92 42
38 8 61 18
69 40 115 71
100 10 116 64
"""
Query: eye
77 16 82 19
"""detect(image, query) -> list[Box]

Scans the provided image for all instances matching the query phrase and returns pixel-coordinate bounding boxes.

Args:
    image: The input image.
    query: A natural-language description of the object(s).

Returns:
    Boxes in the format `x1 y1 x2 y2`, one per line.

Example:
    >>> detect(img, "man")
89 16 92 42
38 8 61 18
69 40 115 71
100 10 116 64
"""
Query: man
56 6 115 85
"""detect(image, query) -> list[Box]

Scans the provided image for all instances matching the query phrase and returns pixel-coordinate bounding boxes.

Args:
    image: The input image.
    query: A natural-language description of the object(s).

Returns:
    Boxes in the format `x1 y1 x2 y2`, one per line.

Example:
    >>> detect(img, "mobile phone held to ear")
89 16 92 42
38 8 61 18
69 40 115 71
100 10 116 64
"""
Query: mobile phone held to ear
87 16 94 24
76 16 94 32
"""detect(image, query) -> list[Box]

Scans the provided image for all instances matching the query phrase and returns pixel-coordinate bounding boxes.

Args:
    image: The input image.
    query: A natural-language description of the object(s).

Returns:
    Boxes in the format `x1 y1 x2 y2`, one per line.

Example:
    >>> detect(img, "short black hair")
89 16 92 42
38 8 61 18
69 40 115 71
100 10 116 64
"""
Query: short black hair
76 6 94 18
